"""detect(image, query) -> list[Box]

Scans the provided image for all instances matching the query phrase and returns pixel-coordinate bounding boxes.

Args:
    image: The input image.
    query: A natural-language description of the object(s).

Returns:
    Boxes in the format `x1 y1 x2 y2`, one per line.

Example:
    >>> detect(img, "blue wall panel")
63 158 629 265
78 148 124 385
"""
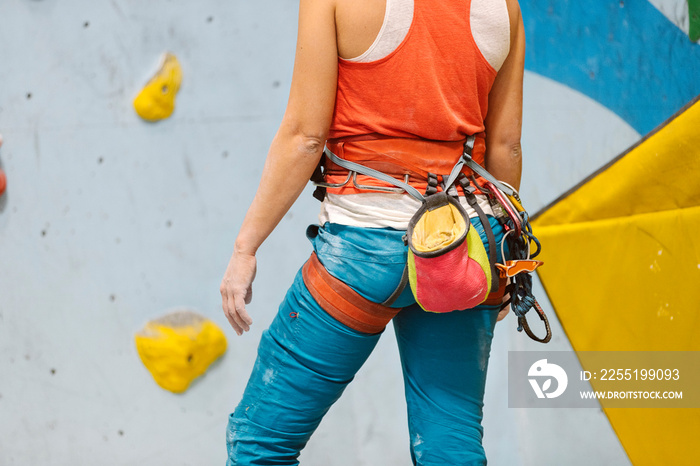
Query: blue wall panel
521 0 700 134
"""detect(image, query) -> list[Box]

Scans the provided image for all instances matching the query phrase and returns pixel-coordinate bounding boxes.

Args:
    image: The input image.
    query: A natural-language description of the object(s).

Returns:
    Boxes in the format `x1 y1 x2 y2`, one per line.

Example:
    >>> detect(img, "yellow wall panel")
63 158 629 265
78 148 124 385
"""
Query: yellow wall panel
533 98 700 466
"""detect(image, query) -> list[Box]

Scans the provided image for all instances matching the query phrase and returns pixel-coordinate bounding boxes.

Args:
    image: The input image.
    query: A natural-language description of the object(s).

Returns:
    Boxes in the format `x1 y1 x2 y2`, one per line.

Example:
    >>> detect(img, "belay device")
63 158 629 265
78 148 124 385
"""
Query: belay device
314 135 552 343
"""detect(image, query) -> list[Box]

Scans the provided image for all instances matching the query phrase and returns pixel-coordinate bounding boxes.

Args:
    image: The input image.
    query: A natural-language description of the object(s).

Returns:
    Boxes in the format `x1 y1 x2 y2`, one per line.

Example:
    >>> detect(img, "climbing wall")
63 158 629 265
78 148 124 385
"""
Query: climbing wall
0 0 697 465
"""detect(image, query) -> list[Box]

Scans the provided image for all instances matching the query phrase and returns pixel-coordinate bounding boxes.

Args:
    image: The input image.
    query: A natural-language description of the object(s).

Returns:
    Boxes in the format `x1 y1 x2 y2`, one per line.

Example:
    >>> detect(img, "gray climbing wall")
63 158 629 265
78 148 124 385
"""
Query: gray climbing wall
3 0 694 464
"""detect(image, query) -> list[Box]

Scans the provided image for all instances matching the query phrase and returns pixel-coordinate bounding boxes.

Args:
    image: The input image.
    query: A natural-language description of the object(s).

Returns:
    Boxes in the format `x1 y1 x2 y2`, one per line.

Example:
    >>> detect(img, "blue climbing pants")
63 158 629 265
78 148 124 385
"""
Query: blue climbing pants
226 216 504 465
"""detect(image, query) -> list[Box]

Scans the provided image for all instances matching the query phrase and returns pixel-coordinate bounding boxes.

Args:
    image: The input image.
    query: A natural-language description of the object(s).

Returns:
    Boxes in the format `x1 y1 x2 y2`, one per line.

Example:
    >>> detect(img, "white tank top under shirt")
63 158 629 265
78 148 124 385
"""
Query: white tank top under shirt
319 0 511 230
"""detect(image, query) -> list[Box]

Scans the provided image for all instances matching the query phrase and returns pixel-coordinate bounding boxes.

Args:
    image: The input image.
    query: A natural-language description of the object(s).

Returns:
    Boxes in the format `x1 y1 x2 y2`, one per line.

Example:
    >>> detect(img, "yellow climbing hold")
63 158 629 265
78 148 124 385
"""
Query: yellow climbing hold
133 52 182 121
135 310 227 393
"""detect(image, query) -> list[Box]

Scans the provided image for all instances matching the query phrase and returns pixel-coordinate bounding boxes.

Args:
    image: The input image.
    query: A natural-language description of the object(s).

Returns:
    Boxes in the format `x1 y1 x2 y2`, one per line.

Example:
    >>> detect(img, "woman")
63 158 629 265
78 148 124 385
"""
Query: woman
221 0 525 463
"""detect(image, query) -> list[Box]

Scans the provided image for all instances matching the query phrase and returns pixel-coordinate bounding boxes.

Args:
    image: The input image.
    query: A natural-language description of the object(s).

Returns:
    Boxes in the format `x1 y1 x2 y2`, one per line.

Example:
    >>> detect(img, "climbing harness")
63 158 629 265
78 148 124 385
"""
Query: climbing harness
310 136 552 343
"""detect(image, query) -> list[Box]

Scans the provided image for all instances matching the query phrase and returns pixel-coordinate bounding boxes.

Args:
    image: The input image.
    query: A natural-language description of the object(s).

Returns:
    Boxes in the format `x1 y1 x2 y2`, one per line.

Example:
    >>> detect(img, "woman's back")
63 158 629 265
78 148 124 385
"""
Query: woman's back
330 0 512 141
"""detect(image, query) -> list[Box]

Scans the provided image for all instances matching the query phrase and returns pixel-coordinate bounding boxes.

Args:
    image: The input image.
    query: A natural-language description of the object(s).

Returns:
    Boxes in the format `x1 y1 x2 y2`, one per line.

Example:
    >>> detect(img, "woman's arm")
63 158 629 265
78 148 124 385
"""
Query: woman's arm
485 0 525 322
221 0 339 335
483 0 525 191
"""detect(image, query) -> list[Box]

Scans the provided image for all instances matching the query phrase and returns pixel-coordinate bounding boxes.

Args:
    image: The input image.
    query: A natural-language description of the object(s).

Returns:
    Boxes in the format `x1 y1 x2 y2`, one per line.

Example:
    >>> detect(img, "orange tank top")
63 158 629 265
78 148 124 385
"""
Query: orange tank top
329 0 498 142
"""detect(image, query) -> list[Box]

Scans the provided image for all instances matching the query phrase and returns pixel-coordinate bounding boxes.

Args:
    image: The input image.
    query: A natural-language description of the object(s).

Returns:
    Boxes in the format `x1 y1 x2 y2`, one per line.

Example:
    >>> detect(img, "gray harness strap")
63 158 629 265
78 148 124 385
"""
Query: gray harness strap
323 148 426 202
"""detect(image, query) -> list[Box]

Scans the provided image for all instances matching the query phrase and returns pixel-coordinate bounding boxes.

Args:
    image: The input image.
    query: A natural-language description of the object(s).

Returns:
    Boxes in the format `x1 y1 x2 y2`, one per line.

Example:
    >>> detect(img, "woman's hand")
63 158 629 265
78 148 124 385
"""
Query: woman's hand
220 250 257 335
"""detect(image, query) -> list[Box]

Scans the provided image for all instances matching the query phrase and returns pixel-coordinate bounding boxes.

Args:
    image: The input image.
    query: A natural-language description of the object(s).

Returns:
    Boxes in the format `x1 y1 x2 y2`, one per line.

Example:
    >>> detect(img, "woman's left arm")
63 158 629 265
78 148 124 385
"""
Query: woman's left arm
483 0 525 191
220 0 339 335
483 0 525 322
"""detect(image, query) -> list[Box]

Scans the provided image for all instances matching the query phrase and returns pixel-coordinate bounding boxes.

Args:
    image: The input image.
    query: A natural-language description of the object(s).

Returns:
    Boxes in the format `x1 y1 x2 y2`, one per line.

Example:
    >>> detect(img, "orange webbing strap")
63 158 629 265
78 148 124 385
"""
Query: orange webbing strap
482 269 508 306
321 136 487 196
302 252 401 335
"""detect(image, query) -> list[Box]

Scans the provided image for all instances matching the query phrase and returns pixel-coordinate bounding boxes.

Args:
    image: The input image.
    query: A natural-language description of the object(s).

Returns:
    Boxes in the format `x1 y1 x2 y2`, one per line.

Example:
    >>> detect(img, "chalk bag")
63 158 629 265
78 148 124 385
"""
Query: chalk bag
406 192 492 313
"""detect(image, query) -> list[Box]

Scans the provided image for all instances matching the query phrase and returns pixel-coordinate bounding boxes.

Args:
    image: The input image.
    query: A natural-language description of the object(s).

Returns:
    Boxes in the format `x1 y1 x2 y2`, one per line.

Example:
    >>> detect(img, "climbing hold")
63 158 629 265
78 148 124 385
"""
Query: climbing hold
135 310 227 393
0 170 6 197
133 52 182 122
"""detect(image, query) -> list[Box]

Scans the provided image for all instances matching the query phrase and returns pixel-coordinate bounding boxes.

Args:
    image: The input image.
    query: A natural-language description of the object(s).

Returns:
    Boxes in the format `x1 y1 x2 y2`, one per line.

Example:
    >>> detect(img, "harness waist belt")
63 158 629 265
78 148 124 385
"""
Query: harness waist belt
323 135 487 196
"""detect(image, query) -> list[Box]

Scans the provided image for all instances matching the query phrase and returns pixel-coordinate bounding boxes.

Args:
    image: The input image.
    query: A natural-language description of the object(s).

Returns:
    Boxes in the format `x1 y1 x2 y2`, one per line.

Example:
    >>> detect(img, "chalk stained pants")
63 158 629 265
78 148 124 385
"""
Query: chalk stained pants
226 217 504 465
